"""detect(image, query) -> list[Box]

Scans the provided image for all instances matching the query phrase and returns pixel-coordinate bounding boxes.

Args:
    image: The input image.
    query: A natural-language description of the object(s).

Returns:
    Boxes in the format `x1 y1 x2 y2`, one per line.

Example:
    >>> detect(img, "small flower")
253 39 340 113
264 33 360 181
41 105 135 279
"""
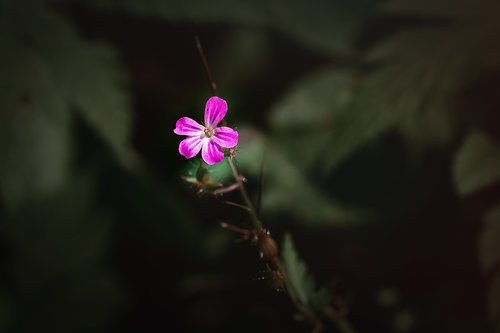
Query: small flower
174 96 239 165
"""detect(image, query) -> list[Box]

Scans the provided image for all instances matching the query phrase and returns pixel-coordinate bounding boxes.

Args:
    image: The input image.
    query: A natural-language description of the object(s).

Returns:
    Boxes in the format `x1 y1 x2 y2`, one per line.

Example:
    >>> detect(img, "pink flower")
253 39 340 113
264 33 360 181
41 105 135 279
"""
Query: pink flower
174 96 239 165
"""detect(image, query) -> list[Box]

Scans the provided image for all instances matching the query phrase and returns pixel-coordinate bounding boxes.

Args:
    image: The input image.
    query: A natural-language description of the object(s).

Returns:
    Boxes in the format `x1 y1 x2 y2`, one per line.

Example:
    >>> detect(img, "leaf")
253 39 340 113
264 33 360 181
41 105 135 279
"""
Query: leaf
262 0 373 57
269 67 357 169
80 0 372 56
0 34 71 209
453 131 500 196
21 7 132 160
0 4 132 208
325 27 467 172
379 0 500 81
282 233 332 316
236 127 364 227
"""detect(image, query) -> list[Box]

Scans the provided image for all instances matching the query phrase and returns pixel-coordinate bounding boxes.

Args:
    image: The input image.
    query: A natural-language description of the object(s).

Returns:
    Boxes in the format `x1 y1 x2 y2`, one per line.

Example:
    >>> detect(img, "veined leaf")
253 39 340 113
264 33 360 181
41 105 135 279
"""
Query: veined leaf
282 233 332 316
269 68 356 171
453 131 500 196
0 34 71 209
0 4 132 208
236 127 364 227
20 6 132 160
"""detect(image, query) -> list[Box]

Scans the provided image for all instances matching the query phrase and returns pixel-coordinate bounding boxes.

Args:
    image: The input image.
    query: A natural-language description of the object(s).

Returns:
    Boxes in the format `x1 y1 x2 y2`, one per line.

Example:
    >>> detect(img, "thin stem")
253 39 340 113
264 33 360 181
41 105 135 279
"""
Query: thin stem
227 157 262 230
256 159 264 217
224 201 251 212
195 35 218 96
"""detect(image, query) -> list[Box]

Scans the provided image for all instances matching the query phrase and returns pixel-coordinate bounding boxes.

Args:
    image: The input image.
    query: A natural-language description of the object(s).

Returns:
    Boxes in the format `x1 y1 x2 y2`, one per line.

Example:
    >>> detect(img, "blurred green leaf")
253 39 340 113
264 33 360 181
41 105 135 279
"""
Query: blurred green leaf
0 4 132 209
262 0 373 57
324 27 466 172
282 233 332 317
20 5 132 161
380 0 500 81
236 127 363 226
81 0 373 56
453 131 500 196
268 66 354 182
0 34 71 209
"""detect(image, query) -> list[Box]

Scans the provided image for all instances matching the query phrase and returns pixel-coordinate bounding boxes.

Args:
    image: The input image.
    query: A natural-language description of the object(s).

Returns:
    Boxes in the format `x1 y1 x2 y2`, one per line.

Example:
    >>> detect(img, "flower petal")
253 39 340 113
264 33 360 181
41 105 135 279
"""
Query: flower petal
212 126 238 148
202 140 224 165
204 96 227 128
179 136 203 159
174 117 204 136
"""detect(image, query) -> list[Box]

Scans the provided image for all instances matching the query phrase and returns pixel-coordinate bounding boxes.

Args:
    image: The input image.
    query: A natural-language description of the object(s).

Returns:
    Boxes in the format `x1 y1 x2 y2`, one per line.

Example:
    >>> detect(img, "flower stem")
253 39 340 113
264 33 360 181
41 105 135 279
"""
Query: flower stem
227 157 263 231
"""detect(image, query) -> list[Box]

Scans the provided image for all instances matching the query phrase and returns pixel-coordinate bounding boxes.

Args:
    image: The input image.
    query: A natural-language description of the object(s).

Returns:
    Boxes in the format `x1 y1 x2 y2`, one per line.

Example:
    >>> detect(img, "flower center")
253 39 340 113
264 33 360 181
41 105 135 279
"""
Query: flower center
204 127 215 138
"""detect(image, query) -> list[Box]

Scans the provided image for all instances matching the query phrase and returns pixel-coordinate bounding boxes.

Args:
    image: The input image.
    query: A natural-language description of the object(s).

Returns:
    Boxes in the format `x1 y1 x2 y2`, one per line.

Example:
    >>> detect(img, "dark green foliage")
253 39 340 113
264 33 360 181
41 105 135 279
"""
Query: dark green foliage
454 132 500 196
1 0 499 332
0 2 131 209
282 233 332 319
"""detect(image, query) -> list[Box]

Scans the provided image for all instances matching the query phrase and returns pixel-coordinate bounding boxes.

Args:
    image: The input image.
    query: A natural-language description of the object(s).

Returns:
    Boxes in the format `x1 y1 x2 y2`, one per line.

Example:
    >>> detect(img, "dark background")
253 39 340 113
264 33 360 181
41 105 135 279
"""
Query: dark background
1 0 500 332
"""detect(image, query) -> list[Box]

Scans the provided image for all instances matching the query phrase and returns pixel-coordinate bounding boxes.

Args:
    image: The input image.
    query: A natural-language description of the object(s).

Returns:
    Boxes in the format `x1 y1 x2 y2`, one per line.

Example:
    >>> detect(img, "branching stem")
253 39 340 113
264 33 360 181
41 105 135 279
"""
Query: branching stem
227 157 263 230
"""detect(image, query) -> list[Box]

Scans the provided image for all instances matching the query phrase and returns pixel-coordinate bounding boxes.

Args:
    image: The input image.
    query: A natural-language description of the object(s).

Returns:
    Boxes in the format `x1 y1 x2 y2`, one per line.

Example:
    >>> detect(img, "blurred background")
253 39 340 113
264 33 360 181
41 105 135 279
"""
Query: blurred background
1 0 500 332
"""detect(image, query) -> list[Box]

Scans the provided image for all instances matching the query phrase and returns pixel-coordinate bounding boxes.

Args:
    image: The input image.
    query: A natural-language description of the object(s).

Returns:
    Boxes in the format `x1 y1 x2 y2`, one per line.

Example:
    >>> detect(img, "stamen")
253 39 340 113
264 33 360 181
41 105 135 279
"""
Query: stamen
204 127 214 137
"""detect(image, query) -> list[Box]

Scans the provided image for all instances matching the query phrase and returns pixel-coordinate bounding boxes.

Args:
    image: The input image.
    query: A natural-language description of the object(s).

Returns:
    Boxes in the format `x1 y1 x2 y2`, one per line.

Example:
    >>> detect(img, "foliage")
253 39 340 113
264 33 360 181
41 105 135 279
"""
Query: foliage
79 0 375 57
0 1 132 210
1 0 500 332
282 233 332 319
235 127 365 226
453 132 500 196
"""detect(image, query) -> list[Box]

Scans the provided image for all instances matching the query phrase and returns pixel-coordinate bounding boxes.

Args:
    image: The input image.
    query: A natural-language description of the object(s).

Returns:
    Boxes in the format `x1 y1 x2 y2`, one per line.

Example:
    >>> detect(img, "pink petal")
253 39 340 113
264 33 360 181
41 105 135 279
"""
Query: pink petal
201 140 224 165
212 126 238 148
174 117 204 136
179 136 203 159
204 96 227 128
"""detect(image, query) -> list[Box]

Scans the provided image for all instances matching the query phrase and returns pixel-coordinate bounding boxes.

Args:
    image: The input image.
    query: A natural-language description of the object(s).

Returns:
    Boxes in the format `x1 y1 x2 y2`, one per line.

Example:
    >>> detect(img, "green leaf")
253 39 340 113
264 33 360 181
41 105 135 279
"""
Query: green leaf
379 0 500 80
269 67 356 175
81 0 372 56
0 4 132 208
453 131 500 196
21 7 132 160
325 27 466 171
282 233 332 316
0 34 71 209
262 0 373 57
235 127 364 227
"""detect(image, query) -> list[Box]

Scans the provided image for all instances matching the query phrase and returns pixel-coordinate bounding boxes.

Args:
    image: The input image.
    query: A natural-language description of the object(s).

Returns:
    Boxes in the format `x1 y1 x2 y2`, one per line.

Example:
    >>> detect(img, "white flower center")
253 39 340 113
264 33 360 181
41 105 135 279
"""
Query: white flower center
204 127 215 138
